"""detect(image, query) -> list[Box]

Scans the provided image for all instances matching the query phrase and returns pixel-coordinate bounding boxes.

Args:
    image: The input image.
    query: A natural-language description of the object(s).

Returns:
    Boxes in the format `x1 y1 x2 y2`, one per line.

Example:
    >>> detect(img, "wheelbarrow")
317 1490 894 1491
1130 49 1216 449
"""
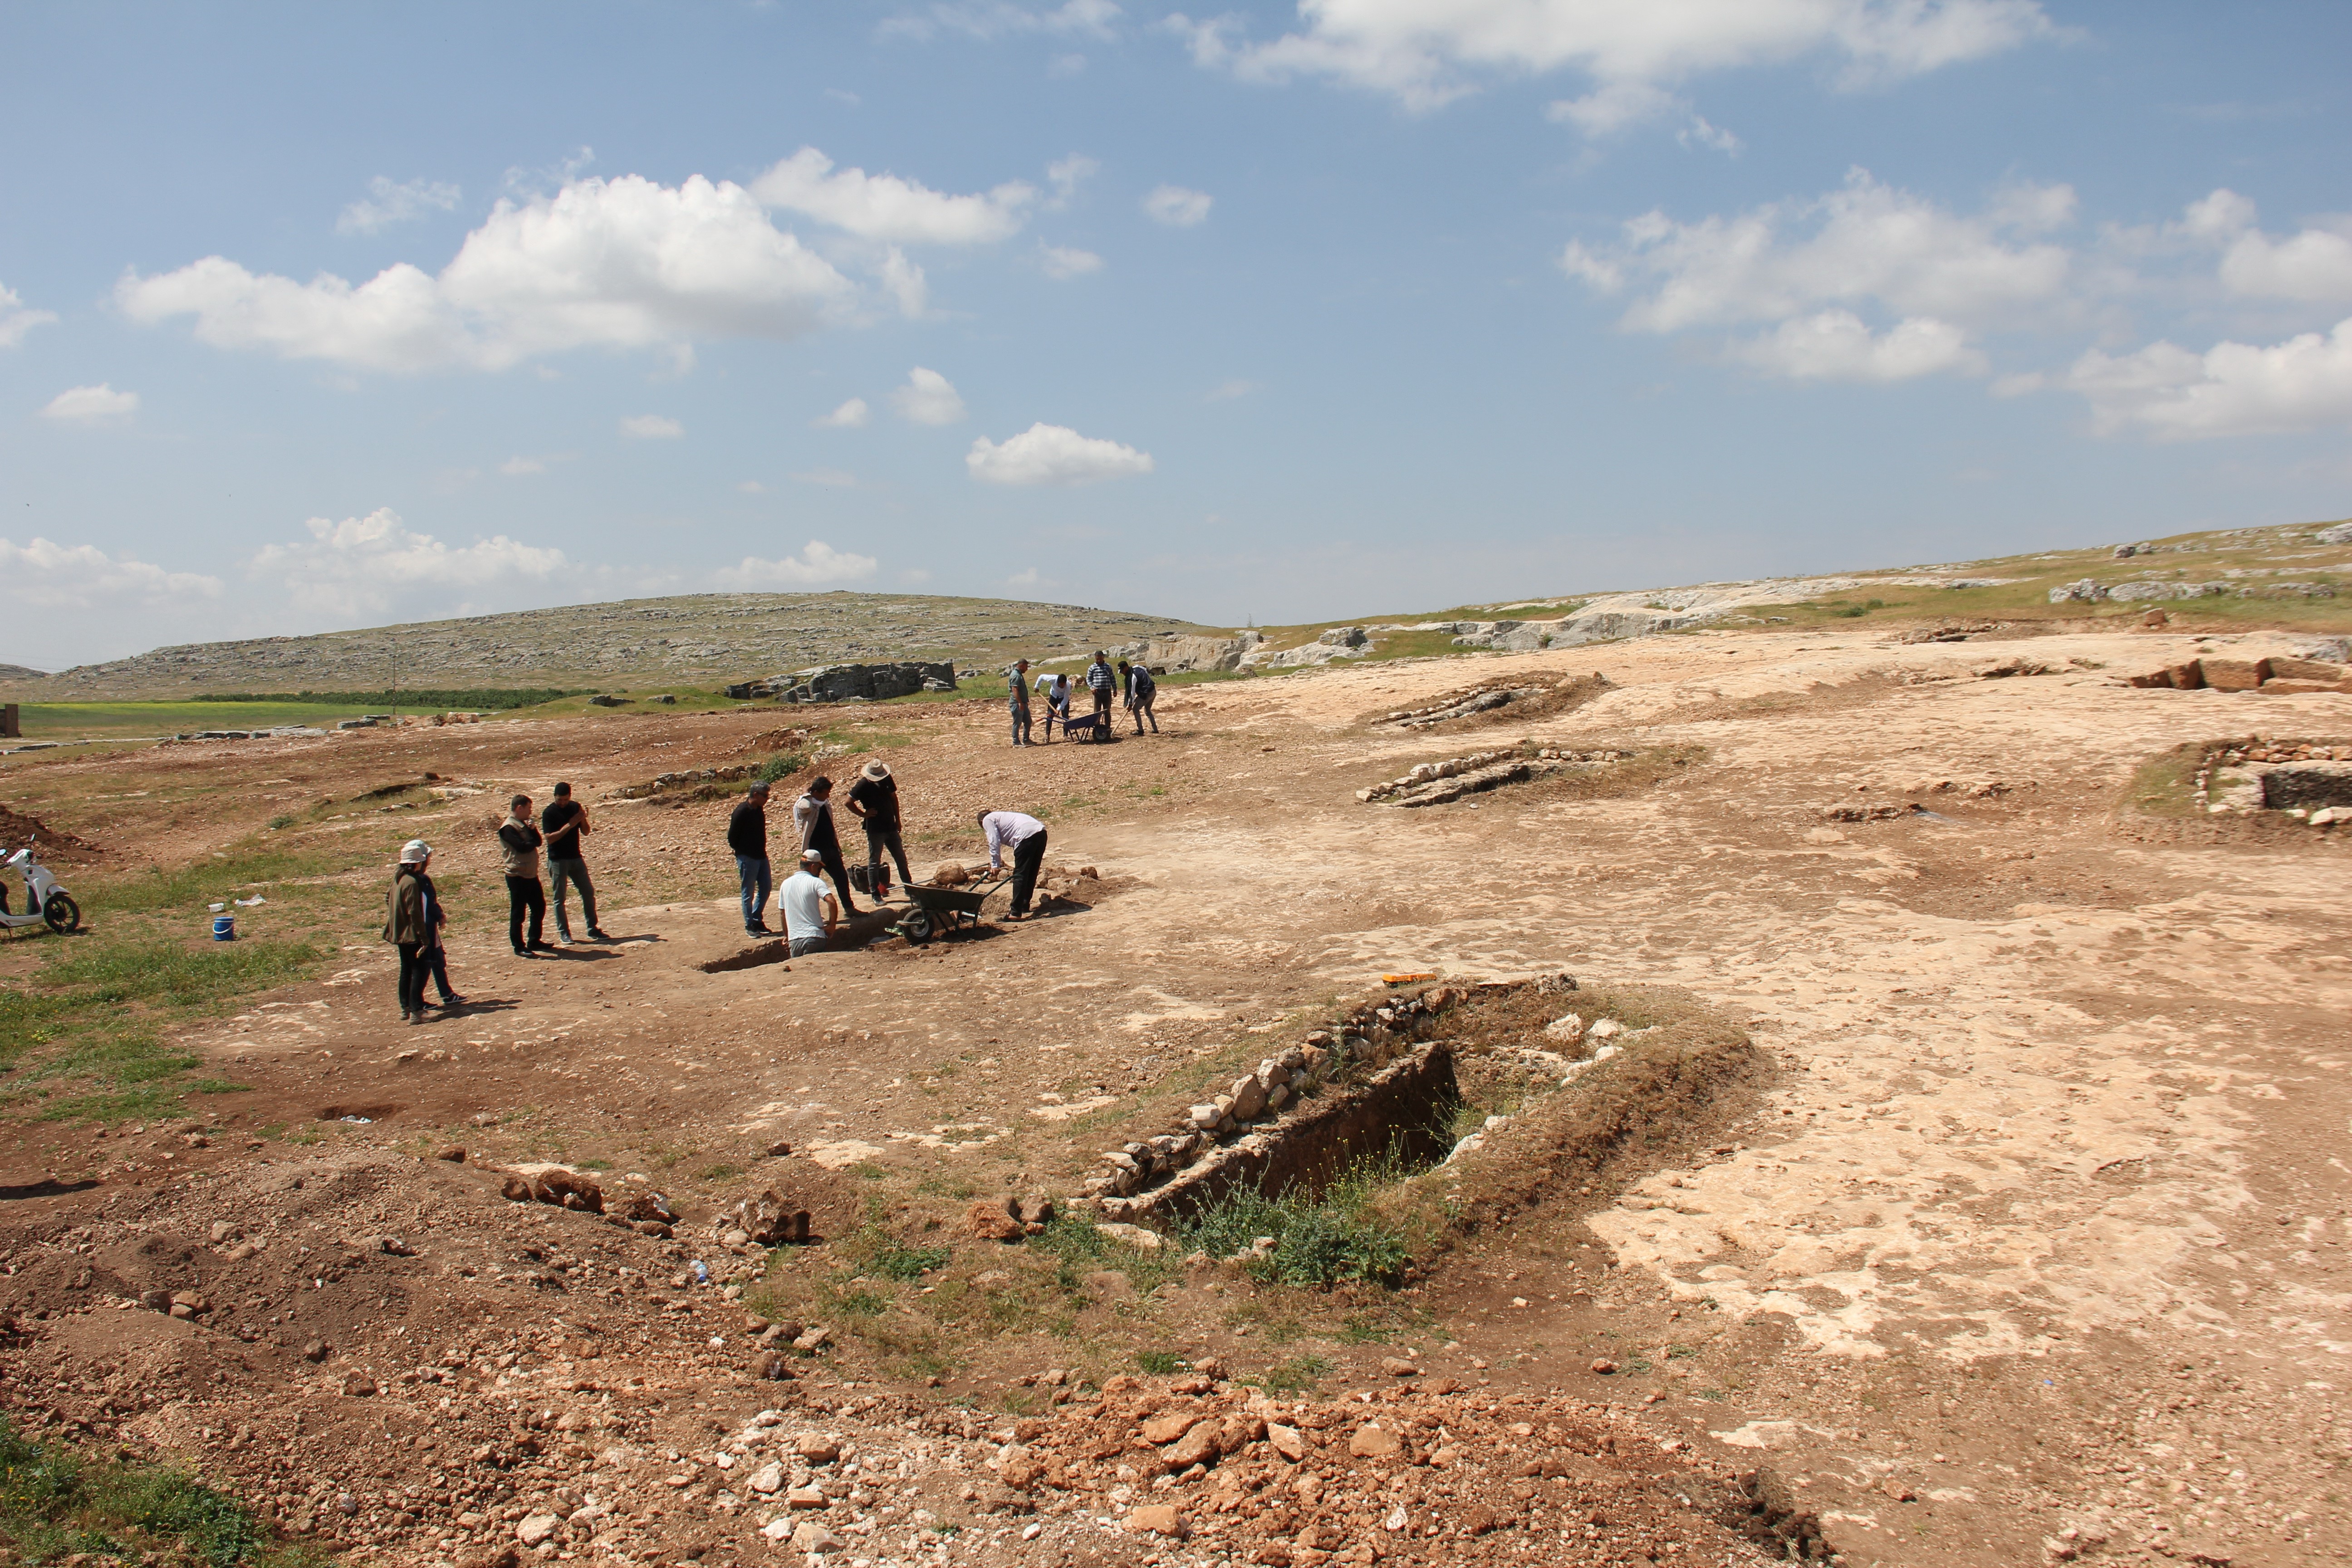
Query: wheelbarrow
893 872 1010 945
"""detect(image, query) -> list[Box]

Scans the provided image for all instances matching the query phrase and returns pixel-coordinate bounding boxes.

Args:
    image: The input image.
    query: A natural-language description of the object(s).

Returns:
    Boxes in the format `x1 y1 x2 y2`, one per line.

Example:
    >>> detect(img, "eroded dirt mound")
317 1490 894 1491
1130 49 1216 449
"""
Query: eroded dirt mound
0 803 100 862
1363 673 1612 733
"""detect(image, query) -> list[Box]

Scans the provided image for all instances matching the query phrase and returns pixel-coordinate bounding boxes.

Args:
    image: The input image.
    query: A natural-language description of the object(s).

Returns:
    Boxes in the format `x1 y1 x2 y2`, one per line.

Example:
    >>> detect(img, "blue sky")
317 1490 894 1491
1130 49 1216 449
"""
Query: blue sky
4 1 2349 667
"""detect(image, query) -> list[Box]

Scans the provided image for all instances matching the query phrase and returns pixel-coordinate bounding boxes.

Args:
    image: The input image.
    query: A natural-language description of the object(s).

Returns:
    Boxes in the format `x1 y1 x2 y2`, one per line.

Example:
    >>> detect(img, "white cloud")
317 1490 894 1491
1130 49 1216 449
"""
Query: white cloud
1172 0 2053 113
337 176 462 235
619 414 683 439
892 366 968 425
1144 185 1212 227
736 479 768 494
1206 378 1257 400
791 468 858 487
749 147 1035 245
1545 79 1677 134
879 246 929 316
39 384 141 422
119 173 857 372
1046 154 1099 208
1678 114 1742 154
245 508 573 624
1005 566 1041 586
0 281 57 349
2060 317 2352 439
966 421 1153 485
1566 170 2072 333
1726 310 1984 381
1041 244 1104 279
2176 190 2352 304
883 0 1119 44
711 540 878 588
815 396 872 428
500 455 547 476
0 536 222 613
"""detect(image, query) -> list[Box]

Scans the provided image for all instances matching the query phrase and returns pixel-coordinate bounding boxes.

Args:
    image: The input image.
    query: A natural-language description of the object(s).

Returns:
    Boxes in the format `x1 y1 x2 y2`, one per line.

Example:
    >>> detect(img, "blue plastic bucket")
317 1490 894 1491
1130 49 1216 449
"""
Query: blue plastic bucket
212 915 235 941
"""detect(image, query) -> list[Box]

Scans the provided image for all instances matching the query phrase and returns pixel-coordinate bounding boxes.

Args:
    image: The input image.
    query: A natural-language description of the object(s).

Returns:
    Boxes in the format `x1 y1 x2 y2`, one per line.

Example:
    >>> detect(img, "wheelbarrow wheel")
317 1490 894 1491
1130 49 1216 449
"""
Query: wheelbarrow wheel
43 892 79 934
899 908 932 947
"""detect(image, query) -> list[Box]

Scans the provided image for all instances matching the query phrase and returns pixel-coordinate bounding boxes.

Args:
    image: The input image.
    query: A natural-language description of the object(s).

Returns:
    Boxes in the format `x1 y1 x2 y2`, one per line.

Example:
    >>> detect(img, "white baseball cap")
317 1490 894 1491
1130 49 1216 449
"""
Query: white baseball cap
399 839 431 864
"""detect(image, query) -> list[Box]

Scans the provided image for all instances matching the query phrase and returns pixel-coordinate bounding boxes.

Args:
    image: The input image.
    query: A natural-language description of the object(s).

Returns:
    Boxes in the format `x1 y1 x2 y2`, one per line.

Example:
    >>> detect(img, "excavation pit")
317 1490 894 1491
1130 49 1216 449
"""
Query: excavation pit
2261 762 2352 811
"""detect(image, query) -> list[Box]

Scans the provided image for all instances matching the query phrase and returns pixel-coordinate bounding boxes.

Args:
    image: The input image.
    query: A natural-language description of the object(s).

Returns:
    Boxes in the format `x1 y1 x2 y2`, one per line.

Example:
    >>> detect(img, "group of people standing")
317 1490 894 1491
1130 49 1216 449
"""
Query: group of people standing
1005 650 1158 746
385 712 1065 1020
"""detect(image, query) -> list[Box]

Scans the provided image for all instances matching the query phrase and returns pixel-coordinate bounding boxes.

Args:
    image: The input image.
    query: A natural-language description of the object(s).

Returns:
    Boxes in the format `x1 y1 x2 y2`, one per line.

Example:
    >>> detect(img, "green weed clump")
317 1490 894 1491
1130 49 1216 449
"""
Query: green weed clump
0 1417 289 1566
1174 1153 1415 1288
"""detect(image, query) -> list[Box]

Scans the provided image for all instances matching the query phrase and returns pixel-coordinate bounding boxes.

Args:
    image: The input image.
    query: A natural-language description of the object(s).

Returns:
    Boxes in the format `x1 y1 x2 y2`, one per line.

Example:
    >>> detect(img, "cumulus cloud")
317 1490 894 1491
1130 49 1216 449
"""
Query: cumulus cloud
878 247 929 316
337 176 463 235
2170 188 2352 304
1171 0 2053 114
710 540 878 588
966 422 1153 485
0 281 57 349
892 366 968 425
1560 168 2074 381
750 148 1035 245
619 414 683 439
1144 185 1212 227
815 397 872 429
119 173 858 372
2060 317 2352 439
1046 154 1099 209
1041 244 1104 279
1726 310 1984 381
245 508 573 624
39 384 141 421
0 537 222 612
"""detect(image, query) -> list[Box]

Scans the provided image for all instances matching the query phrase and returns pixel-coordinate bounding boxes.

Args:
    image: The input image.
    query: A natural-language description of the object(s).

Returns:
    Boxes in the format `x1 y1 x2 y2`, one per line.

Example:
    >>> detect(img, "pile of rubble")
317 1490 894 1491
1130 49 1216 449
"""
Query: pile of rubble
1359 748 1627 806
725 662 955 704
2126 654 2351 693
2197 738 2352 824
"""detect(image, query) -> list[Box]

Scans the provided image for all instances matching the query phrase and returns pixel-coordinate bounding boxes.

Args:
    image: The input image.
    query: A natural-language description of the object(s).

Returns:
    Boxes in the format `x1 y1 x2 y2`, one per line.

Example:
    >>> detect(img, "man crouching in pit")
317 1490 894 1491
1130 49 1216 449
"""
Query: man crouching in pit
782 848 838 957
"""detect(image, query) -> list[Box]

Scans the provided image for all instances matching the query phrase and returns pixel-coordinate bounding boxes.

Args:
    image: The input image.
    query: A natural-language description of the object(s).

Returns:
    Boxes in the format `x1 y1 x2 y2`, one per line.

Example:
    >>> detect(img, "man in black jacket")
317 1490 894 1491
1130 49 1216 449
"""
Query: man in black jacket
498 795 553 956
729 781 774 934
843 760 911 897
540 782 609 943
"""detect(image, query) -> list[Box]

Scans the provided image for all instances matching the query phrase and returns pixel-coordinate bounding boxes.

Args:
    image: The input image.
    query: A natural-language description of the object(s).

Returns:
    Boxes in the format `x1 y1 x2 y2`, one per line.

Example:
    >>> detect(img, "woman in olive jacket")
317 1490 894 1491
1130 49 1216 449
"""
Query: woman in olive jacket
384 839 435 1024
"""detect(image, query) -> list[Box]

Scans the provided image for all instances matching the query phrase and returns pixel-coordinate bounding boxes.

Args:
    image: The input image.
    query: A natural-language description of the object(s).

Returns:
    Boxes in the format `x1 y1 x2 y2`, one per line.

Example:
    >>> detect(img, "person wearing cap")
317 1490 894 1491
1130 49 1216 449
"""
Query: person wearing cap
384 841 435 1024
729 780 775 934
1008 659 1034 746
780 848 839 957
1085 650 1117 727
540 781 609 943
794 775 863 918
844 759 911 896
975 808 1049 920
412 840 466 1011
498 794 553 956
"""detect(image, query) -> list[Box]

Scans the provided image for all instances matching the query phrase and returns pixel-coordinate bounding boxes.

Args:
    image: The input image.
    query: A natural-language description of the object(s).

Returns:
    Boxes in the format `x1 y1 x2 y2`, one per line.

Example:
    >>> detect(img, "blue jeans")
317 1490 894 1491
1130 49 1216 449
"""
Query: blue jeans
736 855 771 929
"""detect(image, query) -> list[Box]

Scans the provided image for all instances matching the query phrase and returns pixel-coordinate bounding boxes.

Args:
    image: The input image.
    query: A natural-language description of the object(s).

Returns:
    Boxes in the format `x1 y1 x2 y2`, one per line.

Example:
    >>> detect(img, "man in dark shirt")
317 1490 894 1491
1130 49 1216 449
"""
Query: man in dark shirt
540 782 610 943
1119 660 1159 733
793 776 863 917
844 760 911 896
728 781 774 934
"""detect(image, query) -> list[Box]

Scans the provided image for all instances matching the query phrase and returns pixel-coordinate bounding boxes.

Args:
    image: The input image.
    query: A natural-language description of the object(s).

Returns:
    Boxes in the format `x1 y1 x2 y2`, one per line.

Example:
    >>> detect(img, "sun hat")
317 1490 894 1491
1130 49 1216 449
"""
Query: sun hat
801 847 825 862
861 760 891 781
399 839 431 864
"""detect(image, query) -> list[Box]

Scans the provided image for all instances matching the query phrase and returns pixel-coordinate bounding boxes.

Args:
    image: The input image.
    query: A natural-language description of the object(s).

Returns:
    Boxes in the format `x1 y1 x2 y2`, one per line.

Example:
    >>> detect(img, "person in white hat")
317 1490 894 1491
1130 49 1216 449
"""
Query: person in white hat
384 840 436 1024
843 759 911 897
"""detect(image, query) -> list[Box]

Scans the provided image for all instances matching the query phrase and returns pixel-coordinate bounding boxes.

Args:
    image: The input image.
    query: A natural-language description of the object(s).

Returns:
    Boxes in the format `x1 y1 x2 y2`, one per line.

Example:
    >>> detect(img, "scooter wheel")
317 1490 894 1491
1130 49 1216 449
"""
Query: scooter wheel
43 892 78 934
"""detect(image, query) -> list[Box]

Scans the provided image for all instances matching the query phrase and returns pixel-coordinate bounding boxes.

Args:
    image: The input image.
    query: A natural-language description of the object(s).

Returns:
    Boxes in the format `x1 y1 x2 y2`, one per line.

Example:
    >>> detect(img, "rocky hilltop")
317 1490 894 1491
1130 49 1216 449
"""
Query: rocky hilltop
14 593 1214 700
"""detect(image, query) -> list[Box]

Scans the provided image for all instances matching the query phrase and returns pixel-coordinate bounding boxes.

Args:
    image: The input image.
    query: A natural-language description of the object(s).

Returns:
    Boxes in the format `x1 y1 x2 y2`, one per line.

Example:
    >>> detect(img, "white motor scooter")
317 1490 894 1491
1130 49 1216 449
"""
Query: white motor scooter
0 842 80 934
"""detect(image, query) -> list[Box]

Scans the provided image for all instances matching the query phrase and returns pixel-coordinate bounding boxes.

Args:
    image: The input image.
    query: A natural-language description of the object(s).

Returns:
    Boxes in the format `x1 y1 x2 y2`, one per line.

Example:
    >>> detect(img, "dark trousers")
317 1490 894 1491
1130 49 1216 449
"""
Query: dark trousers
505 875 545 951
1091 687 1112 722
1008 828 1048 916
425 943 458 1003
865 824 911 888
812 835 861 915
396 941 429 1015
1132 692 1157 732
549 856 597 937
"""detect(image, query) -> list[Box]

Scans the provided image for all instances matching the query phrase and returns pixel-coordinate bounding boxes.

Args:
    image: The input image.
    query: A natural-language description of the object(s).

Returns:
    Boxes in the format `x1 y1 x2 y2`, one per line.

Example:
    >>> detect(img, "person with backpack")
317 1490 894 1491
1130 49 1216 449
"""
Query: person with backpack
498 795 552 956
540 781 609 943
844 759 911 896
384 839 435 1024
1120 660 1159 734
794 775 864 918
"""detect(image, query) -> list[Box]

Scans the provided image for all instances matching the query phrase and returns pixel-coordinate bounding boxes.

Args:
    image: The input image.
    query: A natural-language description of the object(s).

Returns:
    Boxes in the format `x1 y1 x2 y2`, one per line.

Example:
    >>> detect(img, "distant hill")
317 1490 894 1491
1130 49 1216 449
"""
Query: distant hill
10 592 1218 701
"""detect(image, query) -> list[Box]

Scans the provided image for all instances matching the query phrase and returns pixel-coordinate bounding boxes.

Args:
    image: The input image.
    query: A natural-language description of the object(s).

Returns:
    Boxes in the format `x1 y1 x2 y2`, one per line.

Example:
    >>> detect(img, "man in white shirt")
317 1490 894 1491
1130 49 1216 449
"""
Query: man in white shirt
781 848 838 957
975 808 1049 920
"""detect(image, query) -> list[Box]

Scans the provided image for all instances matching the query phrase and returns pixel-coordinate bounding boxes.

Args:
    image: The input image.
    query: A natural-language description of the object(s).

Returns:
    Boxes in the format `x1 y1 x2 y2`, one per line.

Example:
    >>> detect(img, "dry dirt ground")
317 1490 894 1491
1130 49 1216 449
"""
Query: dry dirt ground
3 622 2348 1568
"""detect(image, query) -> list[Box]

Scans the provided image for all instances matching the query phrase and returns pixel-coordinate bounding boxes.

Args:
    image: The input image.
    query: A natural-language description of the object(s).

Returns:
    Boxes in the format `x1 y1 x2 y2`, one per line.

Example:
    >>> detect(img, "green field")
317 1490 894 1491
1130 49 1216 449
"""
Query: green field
10 700 377 742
